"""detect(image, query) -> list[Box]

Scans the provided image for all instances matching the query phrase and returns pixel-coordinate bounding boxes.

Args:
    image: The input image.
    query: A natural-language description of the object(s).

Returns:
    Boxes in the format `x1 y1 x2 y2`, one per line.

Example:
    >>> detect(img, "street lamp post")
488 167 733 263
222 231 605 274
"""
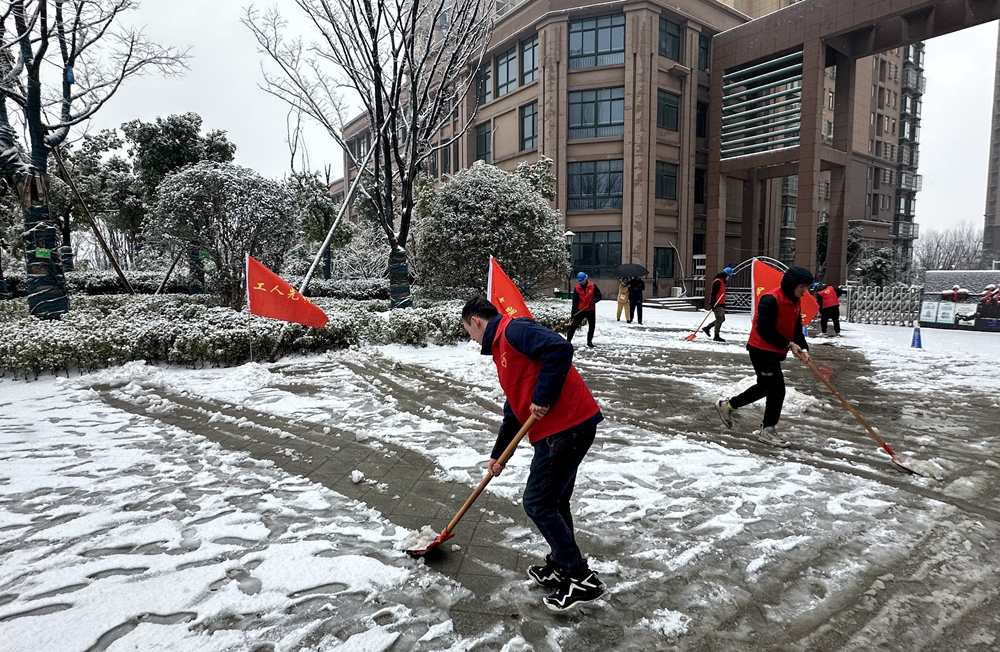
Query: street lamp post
564 230 575 298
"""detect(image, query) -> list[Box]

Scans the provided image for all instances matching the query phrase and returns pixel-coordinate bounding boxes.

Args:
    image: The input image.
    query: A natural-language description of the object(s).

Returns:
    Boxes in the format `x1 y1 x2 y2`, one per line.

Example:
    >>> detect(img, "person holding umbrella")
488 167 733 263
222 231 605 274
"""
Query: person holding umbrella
567 272 602 347
702 266 733 341
626 276 645 324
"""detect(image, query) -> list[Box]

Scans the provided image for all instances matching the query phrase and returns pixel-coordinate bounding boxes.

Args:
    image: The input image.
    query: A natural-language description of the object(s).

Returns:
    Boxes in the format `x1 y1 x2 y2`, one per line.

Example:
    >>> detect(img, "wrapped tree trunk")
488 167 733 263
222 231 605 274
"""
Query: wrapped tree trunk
19 169 69 317
388 246 411 308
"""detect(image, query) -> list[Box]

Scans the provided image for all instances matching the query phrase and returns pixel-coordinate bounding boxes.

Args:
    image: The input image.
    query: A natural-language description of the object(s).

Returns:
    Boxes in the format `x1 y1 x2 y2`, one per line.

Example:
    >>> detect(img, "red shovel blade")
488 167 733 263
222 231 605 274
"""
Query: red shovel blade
405 528 454 558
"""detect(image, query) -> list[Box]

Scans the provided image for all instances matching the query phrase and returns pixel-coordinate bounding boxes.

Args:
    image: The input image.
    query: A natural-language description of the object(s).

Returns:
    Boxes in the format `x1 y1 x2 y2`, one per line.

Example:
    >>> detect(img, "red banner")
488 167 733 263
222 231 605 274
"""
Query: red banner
246 255 328 328
751 259 819 324
488 257 533 320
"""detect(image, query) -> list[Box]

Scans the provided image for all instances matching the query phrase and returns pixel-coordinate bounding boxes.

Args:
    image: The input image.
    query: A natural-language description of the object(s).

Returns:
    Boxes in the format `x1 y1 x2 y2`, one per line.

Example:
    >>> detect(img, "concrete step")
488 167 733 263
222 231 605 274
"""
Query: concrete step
646 297 701 311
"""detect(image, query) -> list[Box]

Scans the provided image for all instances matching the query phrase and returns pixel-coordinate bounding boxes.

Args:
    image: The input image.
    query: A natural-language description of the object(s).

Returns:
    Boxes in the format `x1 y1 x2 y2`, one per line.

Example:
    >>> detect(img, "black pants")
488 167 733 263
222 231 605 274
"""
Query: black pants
522 422 597 577
567 311 596 344
628 297 643 324
729 346 786 428
821 306 841 334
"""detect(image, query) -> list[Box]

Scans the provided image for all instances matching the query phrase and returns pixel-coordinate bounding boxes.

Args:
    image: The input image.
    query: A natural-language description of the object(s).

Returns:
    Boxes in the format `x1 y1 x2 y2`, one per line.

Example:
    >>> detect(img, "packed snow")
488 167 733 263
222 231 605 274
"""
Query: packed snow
2 300 999 651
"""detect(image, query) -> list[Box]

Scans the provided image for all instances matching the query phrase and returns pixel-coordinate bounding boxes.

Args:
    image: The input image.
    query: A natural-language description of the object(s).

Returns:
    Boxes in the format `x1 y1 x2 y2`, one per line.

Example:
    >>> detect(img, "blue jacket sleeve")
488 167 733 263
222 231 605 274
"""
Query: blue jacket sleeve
503 318 574 407
593 284 603 303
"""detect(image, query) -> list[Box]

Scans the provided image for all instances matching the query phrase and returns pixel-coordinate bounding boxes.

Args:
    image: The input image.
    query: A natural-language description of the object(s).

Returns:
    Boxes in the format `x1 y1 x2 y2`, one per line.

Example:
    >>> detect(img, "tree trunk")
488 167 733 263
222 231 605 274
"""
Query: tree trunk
322 244 332 280
388 246 412 308
21 170 69 318
59 204 74 272
188 243 205 294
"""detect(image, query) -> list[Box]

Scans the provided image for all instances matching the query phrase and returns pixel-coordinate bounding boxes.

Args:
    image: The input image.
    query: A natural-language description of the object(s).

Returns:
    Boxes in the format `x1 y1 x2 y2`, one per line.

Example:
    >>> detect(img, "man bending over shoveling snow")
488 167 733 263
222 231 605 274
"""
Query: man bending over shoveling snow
461 297 606 612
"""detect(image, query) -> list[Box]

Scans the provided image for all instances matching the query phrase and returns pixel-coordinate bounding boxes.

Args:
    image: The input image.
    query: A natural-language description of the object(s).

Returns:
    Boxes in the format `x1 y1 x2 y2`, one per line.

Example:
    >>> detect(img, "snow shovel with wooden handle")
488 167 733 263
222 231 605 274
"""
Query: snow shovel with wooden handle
685 297 722 341
406 416 537 557
805 358 919 475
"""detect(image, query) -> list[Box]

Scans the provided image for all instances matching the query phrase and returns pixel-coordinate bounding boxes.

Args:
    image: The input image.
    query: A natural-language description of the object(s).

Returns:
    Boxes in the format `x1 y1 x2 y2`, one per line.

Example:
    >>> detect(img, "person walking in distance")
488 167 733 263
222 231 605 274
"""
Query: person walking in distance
714 267 814 447
814 282 844 336
627 276 645 324
616 278 629 322
461 297 606 611
567 272 602 348
703 267 733 341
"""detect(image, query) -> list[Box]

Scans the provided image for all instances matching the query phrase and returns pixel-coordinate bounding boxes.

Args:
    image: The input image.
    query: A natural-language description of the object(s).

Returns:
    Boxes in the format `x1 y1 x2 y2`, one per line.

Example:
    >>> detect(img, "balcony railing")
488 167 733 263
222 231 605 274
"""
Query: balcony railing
892 221 920 239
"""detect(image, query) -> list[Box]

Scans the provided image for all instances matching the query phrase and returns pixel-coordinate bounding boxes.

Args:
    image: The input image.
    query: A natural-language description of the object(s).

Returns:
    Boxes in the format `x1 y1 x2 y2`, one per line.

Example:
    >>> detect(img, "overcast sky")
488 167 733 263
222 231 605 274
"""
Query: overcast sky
91 3 997 236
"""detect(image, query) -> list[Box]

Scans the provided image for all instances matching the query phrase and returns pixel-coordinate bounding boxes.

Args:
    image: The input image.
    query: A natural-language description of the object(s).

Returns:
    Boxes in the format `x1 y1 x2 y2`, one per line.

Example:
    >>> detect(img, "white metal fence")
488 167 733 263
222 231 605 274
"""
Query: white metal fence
844 286 923 327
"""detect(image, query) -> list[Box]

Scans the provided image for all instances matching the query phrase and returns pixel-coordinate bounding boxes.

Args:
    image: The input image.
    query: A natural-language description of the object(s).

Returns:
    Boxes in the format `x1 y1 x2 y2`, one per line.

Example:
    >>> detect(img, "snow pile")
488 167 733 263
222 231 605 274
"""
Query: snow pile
398 525 442 552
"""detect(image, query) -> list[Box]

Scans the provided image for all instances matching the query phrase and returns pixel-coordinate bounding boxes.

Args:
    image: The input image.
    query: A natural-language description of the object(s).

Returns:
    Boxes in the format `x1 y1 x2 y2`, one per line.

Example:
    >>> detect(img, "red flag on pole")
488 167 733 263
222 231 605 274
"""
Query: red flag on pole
246 255 328 328
487 256 533 320
750 258 819 324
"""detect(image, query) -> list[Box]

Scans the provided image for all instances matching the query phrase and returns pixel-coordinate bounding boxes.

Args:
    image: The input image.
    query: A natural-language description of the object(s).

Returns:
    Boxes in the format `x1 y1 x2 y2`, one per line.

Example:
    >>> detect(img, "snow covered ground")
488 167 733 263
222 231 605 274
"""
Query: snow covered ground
2 301 999 651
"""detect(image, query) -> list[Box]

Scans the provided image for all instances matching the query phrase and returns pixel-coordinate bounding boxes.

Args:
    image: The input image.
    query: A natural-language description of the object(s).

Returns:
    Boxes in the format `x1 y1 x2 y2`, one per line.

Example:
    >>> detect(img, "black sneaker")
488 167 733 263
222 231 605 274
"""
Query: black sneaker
543 570 605 612
713 336 726 342
527 555 565 589
586 342 595 348
703 325 712 337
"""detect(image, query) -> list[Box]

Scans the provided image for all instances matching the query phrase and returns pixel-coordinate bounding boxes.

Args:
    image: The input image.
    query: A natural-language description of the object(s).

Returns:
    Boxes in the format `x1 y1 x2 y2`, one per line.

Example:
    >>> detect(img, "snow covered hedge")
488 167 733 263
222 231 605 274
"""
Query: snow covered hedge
0 295 569 378
0 270 389 300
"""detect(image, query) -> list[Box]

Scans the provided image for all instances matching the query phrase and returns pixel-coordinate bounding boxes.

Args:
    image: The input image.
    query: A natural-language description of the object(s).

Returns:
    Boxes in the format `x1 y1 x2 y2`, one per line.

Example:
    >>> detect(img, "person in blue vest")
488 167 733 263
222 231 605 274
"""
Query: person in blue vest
567 272 602 347
702 266 733 341
714 267 814 447
461 297 606 612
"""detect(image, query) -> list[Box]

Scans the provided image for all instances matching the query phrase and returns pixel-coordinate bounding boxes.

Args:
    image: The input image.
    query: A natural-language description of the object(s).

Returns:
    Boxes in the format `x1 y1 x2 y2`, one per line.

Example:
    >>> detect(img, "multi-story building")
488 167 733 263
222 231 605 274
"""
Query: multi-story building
335 0 924 298
984 29 1000 259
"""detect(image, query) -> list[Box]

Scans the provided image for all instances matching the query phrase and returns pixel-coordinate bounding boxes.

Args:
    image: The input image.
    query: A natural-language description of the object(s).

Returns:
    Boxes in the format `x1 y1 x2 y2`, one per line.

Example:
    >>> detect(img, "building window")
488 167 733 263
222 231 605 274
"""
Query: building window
567 160 624 210
698 34 710 71
654 246 675 278
571 231 622 278
568 87 625 139
476 63 492 105
522 34 538 84
496 47 517 97
658 18 681 61
476 122 491 162
696 102 708 139
569 14 625 69
828 90 835 109
694 168 706 204
441 144 451 175
520 101 538 150
655 162 678 200
657 90 680 131
430 150 439 177
871 193 879 216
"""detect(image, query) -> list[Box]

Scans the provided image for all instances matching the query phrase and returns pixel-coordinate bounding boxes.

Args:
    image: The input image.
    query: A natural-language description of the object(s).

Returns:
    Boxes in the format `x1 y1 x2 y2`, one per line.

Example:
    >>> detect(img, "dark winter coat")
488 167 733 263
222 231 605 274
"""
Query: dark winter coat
627 278 645 299
710 273 729 306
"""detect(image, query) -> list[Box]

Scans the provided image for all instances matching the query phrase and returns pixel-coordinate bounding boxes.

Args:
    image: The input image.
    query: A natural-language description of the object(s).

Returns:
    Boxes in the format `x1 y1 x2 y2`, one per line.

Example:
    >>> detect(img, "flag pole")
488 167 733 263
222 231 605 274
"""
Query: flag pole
246 254 253 363
266 132 383 362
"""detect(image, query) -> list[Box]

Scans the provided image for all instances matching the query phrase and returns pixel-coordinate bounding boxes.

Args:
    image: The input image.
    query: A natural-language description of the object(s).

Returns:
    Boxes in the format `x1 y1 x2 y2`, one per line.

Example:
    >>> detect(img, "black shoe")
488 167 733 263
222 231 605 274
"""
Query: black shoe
703 326 712 337
527 555 565 589
586 342 595 348
543 570 605 612
714 336 726 342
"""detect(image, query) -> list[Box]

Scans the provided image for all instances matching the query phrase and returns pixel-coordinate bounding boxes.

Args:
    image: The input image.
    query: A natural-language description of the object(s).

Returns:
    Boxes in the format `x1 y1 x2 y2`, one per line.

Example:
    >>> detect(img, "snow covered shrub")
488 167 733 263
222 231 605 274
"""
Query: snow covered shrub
415 160 570 296
146 162 296 310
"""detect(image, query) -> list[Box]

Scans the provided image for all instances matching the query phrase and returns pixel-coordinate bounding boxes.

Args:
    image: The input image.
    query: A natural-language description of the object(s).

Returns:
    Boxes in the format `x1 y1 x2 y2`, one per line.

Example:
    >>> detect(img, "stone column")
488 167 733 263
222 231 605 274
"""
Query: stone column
827 50 856 285
794 37 825 273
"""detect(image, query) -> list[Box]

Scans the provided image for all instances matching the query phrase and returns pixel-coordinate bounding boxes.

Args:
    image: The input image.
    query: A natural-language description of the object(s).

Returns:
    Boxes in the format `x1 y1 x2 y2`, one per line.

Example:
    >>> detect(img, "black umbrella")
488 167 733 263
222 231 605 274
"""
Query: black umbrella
616 263 649 277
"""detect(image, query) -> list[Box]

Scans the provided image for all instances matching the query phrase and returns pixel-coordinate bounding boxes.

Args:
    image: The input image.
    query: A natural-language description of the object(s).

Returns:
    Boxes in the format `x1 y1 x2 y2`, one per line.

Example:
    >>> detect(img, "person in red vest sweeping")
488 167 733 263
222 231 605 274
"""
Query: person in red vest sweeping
813 281 844 336
461 297 606 612
702 266 733 341
715 267 814 447
567 272 602 347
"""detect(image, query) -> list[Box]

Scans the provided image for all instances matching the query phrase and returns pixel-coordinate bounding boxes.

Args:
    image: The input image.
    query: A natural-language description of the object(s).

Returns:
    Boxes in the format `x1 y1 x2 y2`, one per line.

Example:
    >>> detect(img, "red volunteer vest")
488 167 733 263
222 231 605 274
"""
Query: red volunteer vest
747 288 801 354
576 282 596 312
492 316 601 443
714 278 727 306
818 285 840 308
